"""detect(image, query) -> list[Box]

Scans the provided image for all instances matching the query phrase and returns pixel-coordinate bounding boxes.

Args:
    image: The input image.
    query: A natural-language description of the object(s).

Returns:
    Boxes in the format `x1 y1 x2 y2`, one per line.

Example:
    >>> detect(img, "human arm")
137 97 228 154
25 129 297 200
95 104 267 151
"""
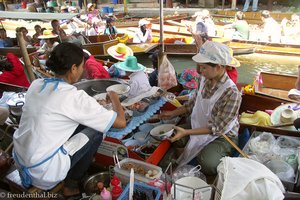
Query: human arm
107 91 126 128
159 106 188 120
169 126 211 142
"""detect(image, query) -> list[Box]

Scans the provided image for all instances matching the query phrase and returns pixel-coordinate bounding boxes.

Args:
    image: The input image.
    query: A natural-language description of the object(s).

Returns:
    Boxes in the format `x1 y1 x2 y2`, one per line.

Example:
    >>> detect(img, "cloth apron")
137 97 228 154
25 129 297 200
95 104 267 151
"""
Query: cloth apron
176 77 237 168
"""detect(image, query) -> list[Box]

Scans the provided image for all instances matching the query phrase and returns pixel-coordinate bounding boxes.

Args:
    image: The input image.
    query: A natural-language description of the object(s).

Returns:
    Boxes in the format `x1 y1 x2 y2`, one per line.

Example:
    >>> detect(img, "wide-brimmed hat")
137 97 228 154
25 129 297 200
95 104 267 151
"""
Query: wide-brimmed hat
38 30 58 39
178 68 200 89
139 19 150 27
271 103 300 129
115 56 145 72
61 5 68 10
107 43 133 61
288 88 300 100
192 41 240 67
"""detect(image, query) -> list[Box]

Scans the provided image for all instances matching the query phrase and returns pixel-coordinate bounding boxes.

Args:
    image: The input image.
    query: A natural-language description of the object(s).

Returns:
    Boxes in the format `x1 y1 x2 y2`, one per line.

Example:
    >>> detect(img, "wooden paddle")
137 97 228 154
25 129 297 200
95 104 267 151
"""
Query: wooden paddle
222 134 249 158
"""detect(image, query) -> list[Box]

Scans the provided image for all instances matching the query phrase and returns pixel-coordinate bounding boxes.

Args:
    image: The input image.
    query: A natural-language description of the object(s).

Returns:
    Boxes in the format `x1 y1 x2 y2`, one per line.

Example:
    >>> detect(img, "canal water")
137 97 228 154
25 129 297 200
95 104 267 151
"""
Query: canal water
137 53 300 84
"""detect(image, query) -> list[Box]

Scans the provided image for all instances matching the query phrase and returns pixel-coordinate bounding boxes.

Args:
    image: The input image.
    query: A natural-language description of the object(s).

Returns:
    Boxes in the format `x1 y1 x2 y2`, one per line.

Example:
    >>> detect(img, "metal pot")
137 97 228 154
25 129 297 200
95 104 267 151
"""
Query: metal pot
6 92 26 116
83 171 111 195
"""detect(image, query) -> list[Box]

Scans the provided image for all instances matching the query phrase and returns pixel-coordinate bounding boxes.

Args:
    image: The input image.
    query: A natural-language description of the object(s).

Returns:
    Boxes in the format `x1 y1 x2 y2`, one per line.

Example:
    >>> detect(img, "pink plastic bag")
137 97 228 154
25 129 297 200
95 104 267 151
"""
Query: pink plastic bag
158 55 177 90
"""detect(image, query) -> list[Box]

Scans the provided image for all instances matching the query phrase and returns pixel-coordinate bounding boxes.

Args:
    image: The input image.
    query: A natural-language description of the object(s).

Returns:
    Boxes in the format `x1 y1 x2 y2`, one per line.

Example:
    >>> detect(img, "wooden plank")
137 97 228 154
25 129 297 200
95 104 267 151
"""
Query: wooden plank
0 47 36 57
0 11 78 20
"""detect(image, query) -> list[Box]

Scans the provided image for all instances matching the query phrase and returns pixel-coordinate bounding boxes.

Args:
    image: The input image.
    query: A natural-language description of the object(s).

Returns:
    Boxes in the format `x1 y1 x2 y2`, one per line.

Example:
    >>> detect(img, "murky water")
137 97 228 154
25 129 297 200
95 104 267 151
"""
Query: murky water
137 53 300 84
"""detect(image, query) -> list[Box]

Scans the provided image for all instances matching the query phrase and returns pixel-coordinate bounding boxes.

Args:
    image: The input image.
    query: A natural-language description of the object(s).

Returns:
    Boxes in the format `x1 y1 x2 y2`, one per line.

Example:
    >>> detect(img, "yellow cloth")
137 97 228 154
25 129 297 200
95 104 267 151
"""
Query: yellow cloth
240 111 272 126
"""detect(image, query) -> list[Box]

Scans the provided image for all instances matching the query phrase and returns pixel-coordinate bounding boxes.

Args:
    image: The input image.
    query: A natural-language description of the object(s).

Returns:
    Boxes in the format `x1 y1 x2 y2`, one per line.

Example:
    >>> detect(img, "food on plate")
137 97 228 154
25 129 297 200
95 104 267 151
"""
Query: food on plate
126 101 149 112
145 170 158 178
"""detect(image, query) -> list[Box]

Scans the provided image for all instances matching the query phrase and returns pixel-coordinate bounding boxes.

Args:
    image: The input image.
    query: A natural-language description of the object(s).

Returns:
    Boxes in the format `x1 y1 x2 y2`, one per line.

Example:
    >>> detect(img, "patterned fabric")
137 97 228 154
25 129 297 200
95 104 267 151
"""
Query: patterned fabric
184 72 241 136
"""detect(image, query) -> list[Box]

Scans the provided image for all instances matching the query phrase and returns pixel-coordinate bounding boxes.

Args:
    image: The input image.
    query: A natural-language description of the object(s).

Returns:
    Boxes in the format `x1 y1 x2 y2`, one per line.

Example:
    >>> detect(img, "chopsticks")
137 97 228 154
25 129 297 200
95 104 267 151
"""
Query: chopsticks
113 153 121 168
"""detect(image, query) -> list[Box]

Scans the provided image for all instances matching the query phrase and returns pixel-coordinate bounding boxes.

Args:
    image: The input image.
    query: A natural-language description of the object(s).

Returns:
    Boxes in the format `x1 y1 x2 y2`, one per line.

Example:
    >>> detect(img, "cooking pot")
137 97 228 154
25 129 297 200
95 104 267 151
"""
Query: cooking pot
83 171 111 195
6 93 26 116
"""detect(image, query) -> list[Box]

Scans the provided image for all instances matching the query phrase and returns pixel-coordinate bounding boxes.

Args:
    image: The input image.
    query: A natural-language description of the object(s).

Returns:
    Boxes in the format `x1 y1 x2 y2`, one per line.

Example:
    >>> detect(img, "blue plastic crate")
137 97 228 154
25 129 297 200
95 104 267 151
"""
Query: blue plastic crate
118 182 161 200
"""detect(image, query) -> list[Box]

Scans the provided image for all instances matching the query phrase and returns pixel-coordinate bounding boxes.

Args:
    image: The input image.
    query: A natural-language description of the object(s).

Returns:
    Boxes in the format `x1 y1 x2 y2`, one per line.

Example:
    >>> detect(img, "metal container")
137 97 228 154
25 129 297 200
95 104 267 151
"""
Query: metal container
6 92 26 116
74 79 127 97
83 171 111 195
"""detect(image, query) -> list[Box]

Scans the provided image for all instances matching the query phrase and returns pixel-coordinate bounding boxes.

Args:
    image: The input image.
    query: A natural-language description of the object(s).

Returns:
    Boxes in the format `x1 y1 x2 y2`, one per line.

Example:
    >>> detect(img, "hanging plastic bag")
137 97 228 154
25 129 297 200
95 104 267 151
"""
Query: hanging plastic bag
158 55 177 90
173 165 206 182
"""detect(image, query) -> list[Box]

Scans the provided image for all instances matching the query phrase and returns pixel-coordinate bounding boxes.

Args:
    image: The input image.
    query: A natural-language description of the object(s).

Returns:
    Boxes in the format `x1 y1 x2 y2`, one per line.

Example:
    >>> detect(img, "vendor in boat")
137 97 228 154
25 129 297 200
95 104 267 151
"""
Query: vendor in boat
32 25 43 46
192 10 216 37
160 41 241 175
224 11 249 40
37 30 59 59
17 27 33 47
13 43 126 197
261 10 281 43
104 18 118 35
133 19 152 43
281 14 300 44
51 19 85 45
87 3 100 21
83 49 110 79
0 28 14 47
114 56 152 97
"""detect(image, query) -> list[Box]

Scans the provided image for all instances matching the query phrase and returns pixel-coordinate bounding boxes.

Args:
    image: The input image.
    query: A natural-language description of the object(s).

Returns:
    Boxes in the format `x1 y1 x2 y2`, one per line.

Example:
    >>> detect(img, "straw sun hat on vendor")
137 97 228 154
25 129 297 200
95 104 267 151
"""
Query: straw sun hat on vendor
115 56 145 72
107 43 133 61
192 41 240 68
38 30 58 39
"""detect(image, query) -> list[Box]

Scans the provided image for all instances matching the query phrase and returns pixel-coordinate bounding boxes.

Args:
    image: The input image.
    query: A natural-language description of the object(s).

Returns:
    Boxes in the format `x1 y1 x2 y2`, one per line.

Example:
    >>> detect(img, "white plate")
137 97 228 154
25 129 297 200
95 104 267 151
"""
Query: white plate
93 93 107 100
106 84 130 95
171 177 212 200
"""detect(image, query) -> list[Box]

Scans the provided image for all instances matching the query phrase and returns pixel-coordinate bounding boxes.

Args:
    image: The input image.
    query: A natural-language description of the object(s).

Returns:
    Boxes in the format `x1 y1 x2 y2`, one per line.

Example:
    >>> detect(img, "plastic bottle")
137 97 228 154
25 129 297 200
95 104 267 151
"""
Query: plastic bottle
111 185 122 200
100 187 112 200
110 176 121 189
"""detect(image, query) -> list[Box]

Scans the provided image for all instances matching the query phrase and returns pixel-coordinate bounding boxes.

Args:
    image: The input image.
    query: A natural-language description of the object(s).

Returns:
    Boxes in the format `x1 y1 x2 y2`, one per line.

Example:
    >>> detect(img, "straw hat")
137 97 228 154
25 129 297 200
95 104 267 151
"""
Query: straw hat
114 56 145 72
271 103 300 126
107 43 133 61
60 5 68 10
38 30 58 39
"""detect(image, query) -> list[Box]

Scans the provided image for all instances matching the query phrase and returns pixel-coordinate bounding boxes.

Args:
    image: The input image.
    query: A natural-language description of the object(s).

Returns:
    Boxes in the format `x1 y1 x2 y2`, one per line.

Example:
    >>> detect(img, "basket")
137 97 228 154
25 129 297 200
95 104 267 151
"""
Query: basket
118 182 161 200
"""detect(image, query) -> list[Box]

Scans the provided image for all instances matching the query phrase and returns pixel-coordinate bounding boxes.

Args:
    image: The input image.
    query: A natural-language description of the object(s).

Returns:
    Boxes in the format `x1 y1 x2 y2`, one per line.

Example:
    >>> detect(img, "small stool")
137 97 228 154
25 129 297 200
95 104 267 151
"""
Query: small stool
5 168 64 200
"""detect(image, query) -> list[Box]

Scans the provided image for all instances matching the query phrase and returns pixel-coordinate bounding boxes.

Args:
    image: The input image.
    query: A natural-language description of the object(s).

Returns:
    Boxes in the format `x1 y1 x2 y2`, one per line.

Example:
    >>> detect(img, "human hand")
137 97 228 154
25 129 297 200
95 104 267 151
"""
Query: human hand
159 111 174 120
168 126 186 143
32 55 40 67
107 91 119 102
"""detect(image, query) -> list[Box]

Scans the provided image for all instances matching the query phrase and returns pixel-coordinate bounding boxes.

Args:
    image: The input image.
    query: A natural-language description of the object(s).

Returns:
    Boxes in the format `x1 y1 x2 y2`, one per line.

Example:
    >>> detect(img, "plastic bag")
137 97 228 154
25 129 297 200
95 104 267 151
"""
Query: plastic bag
158 55 177 90
264 159 295 182
173 165 206 182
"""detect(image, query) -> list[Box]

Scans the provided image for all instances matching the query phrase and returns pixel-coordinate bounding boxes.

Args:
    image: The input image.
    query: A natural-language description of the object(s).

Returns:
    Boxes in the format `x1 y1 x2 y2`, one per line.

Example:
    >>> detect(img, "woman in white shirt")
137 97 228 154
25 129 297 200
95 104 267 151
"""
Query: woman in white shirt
13 43 126 197
133 19 152 43
37 30 59 59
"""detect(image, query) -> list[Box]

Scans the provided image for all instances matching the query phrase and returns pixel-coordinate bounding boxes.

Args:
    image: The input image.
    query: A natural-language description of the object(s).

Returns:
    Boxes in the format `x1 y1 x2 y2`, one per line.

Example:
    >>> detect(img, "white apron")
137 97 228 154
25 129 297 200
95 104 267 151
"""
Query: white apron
177 77 237 168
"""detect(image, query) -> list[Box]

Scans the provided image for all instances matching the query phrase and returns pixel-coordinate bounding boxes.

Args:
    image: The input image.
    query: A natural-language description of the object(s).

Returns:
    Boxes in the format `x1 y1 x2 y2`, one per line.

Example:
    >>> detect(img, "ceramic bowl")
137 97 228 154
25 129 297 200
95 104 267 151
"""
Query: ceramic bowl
150 124 174 141
280 108 297 123
106 84 130 95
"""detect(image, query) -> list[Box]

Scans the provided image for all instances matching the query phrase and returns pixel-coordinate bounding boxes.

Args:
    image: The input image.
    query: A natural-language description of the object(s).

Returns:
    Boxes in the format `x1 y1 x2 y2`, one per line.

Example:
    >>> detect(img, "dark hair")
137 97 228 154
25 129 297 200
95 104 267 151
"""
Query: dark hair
51 19 59 27
46 42 84 75
140 25 146 36
34 24 41 29
202 62 218 67
151 50 159 69
0 59 13 71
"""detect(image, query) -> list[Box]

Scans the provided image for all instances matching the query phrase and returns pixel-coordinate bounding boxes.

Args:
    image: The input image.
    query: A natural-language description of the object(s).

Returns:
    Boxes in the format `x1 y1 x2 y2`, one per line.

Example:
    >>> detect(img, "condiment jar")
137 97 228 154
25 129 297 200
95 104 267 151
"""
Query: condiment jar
111 185 122 200
110 176 121 189
100 187 112 200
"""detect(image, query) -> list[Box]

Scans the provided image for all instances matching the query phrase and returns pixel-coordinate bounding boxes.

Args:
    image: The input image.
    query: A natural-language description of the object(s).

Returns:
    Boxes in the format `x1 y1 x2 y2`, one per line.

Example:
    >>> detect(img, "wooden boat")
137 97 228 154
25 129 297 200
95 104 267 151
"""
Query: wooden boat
228 39 300 57
214 10 293 25
114 13 190 28
161 43 255 56
0 47 37 57
255 71 297 102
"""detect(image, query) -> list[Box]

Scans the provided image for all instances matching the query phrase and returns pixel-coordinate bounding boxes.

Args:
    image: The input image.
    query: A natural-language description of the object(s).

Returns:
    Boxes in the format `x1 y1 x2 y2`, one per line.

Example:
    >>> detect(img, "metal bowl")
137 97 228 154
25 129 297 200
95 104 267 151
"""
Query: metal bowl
74 79 128 96
83 172 111 195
